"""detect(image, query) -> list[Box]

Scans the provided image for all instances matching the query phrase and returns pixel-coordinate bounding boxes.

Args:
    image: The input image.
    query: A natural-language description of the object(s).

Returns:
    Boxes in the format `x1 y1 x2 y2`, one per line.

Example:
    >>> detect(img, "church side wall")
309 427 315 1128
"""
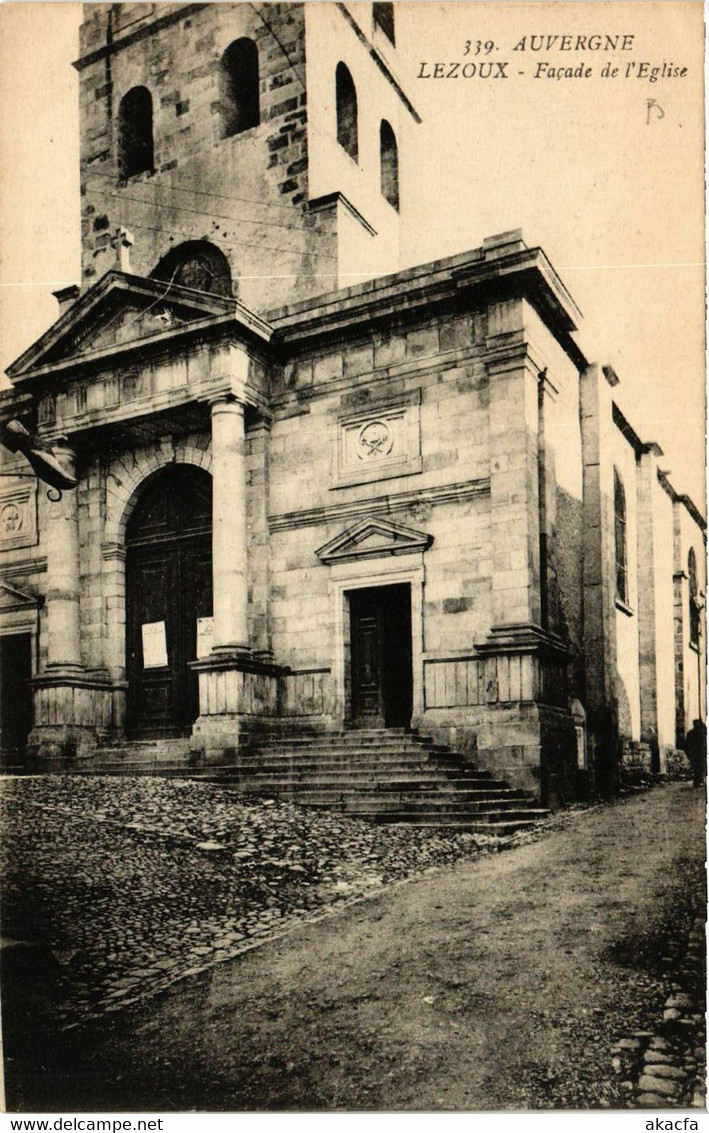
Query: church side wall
524 304 584 685
675 500 706 738
266 293 589 799
610 423 641 743
651 475 677 754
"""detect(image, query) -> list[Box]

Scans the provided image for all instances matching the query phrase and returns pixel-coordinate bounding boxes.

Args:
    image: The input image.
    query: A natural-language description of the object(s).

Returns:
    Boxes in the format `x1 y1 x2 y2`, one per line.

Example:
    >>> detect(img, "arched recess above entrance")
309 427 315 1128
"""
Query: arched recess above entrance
125 464 213 546
150 241 233 298
103 444 213 552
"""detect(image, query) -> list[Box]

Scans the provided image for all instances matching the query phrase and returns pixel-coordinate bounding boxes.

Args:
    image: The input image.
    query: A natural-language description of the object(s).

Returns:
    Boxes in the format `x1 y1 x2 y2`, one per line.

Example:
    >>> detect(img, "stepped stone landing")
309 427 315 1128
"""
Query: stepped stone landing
80 728 550 834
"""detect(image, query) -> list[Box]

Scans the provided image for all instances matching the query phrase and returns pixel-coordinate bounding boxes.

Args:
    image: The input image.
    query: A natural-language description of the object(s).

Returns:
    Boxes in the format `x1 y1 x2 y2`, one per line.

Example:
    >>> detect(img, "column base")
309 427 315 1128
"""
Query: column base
189 650 282 762
29 671 118 766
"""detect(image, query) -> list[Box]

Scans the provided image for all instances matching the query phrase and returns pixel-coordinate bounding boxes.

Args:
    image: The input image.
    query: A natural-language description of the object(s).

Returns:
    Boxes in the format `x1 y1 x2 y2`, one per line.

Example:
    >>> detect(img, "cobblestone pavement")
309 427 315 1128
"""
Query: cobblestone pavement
2 778 705 1112
611 912 706 1109
5 779 702 1113
1 774 551 1030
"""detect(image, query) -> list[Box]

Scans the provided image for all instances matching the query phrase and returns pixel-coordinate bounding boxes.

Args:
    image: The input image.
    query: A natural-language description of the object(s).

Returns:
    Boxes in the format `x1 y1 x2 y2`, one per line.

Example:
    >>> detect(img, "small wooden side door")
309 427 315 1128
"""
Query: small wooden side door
349 584 413 728
350 594 386 726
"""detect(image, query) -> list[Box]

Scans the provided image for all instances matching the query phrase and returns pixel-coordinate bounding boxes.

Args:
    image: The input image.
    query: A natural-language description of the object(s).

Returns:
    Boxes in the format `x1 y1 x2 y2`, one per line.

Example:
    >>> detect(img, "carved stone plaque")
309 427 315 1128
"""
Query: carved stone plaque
333 392 422 488
0 484 38 551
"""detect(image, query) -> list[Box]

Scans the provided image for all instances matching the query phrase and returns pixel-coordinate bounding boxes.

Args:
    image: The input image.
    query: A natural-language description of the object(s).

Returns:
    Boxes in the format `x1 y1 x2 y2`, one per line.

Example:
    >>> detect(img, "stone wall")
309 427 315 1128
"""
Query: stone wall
673 497 706 745
304 2 414 286
651 478 677 754
267 304 491 679
264 278 586 797
76 1 416 311
77 3 337 312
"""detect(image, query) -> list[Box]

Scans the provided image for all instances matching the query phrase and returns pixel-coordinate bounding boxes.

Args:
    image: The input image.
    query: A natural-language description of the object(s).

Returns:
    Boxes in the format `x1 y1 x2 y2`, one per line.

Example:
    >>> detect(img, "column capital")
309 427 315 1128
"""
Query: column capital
101 541 127 562
209 394 246 412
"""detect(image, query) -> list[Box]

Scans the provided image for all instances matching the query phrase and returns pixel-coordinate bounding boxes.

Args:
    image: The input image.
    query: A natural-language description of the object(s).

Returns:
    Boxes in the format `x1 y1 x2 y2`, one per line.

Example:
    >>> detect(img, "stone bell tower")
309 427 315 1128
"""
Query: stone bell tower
75 1 419 311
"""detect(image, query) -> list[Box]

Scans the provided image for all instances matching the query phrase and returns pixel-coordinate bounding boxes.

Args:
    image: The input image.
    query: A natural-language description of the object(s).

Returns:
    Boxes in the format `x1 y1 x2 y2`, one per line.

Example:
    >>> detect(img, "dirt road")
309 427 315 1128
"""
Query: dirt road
7 783 706 1111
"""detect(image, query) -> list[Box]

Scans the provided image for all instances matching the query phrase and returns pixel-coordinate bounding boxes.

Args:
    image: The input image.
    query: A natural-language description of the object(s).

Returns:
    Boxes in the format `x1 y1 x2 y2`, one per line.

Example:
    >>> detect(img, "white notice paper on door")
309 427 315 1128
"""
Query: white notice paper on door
141 621 168 668
196 616 214 659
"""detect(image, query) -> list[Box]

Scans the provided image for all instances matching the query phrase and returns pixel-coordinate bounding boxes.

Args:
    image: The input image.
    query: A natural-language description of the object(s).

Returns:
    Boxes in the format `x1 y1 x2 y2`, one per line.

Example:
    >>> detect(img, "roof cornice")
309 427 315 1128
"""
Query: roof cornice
6 270 273 385
269 243 587 369
657 469 707 533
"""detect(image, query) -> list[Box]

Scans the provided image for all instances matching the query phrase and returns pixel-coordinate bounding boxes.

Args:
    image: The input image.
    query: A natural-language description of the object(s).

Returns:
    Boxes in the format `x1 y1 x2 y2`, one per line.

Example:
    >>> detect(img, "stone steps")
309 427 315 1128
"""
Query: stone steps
217 730 547 830
200 758 493 778
243 735 438 750
369 807 550 824
269 796 541 818
86 727 549 834
212 774 512 792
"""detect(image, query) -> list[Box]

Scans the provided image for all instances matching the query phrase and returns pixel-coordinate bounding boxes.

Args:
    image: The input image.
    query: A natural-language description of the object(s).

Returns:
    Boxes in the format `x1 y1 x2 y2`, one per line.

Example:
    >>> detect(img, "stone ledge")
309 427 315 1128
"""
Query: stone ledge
475 622 572 659
190 650 282 677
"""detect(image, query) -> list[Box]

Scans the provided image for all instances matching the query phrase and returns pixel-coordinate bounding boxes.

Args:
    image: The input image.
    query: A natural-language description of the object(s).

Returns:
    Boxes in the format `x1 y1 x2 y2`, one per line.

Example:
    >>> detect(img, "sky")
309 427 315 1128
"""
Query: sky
0 0 705 507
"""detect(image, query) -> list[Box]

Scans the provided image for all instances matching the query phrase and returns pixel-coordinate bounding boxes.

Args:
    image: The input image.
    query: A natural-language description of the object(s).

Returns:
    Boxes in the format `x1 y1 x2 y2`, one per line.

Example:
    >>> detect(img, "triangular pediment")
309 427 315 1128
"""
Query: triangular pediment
316 517 433 564
6 270 257 381
0 580 41 612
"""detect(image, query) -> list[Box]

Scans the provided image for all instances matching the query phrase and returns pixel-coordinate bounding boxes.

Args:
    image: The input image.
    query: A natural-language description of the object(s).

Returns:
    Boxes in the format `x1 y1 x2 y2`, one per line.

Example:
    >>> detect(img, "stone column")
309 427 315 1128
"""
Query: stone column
102 542 129 736
246 418 273 659
190 398 280 759
30 443 114 763
45 441 82 671
210 397 249 653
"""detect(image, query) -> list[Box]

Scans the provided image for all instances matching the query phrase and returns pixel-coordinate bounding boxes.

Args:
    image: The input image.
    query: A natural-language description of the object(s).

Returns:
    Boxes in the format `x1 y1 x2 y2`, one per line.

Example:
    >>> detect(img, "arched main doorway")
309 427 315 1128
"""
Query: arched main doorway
125 465 212 737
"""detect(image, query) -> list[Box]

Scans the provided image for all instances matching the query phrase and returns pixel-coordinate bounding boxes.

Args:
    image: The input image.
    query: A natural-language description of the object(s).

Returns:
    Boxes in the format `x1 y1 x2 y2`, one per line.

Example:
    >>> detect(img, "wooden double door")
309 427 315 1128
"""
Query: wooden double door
348 584 413 728
126 466 212 738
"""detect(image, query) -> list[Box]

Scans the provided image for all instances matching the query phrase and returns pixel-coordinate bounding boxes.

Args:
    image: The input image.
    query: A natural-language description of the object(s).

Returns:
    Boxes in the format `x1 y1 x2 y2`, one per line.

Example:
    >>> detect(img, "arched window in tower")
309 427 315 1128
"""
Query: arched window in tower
688 547 700 648
335 62 358 162
219 38 260 138
373 3 395 45
117 86 154 179
150 241 233 297
380 120 399 210
614 469 628 604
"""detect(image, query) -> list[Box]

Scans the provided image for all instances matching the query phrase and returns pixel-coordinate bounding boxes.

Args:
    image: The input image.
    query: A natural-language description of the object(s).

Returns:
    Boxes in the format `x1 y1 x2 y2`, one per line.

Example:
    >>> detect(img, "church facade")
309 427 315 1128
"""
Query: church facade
0 2 704 802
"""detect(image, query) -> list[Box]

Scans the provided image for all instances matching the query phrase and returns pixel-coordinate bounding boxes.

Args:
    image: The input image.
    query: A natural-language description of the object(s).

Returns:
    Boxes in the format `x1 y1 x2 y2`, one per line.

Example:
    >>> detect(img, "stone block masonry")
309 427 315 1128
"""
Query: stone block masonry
76 3 337 313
